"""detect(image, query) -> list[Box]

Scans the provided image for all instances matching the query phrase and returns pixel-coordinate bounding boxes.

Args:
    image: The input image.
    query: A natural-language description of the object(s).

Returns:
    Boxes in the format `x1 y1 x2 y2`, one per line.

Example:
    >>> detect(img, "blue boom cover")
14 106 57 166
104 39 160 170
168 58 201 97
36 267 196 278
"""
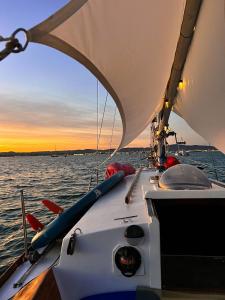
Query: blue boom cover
31 171 125 249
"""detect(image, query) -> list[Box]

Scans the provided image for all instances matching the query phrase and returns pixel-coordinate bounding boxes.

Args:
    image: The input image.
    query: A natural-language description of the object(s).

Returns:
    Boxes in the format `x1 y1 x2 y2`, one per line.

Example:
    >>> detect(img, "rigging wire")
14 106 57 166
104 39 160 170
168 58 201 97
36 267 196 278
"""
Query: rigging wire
89 92 118 190
98 92 108 146
96 79 99 183
89 80 120 189
109 107 117 155
96 106 117 168
95 82 109 184
93 106 118 170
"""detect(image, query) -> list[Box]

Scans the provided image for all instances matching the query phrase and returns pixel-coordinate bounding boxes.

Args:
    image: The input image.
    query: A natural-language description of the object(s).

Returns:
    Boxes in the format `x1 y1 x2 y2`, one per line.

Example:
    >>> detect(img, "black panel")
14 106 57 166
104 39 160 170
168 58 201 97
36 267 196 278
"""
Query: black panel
152 198 225 256
161 255 225 291
152 198 225 291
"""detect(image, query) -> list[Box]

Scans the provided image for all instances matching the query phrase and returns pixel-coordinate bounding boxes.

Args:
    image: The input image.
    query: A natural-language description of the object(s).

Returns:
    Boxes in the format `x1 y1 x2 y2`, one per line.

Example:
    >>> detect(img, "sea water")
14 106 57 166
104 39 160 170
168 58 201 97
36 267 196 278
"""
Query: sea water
0 151 224 275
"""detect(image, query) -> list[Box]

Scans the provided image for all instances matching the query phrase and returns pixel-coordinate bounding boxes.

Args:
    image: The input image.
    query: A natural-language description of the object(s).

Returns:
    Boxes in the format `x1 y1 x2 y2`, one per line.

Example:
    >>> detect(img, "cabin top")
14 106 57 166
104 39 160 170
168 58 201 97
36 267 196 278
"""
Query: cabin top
65 166 225 238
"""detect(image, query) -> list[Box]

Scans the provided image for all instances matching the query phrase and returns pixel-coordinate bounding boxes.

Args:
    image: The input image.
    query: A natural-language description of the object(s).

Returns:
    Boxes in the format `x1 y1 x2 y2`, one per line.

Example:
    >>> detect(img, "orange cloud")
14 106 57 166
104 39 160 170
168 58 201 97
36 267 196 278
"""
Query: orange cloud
0 93 125 152
0 93 204 153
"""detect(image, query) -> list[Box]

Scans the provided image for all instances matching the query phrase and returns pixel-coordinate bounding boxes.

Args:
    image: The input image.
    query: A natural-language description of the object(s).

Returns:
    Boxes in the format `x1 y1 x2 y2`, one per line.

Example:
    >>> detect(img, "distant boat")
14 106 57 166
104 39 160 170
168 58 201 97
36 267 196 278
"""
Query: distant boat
175 149 189 156
51 146 59 157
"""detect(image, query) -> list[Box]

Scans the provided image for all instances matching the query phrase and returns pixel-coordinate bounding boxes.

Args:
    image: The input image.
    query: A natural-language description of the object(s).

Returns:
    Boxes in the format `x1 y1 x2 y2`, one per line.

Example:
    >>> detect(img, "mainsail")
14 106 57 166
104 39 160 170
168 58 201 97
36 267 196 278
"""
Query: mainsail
29 0 185 149
29 0 225 153
174 0 225 153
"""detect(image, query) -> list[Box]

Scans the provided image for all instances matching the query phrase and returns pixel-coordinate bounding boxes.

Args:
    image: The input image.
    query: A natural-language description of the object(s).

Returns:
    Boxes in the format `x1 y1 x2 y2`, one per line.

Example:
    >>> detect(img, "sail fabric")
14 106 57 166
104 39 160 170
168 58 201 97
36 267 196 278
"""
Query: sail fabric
29 0 185 149
174 0 225 153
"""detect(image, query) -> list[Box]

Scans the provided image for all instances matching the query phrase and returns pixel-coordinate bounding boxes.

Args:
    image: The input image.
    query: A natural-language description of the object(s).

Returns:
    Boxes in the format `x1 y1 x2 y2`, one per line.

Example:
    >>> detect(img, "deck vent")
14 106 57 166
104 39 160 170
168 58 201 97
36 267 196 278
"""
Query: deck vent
159 164 212 190
125 225 144 245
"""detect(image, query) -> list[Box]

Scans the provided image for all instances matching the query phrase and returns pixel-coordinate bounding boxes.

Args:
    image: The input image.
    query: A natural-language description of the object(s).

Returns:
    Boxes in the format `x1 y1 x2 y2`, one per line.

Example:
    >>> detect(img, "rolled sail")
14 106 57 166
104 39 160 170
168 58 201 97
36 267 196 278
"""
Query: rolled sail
29 0 185 149
174 0 225 153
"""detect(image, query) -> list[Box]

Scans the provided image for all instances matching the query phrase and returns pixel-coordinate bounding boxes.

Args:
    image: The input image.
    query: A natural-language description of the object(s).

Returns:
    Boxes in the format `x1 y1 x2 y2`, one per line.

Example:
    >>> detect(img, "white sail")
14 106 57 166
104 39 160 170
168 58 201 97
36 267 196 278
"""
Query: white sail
174 0 225 153
29 0 185 149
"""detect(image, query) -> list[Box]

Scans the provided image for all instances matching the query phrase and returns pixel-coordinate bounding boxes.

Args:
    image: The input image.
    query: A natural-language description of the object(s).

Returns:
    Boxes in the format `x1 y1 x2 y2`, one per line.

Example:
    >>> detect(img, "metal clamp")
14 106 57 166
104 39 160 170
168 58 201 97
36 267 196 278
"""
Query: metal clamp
67 228 82 255
11 28 29 52
0 28 29 61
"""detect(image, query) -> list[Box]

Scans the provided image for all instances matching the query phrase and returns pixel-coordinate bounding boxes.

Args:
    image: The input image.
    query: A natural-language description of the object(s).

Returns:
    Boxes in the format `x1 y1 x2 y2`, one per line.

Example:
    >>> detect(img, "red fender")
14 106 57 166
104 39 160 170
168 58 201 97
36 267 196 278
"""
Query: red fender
42 199 64 214
26 213 44 231
105 163 135 179
164 156 180 169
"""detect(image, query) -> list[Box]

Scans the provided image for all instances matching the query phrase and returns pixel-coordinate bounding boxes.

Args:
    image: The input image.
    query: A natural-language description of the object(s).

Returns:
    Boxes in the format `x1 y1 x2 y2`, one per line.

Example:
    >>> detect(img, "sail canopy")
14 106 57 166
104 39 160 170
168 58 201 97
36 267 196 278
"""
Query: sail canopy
29 0 185 149
174 0 225 153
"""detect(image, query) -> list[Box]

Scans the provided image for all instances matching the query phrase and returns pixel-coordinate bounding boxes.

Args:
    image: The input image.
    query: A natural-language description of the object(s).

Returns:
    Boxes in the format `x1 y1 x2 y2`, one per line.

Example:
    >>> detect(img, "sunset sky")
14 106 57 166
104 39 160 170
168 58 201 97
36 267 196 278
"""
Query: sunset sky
0 1 207 152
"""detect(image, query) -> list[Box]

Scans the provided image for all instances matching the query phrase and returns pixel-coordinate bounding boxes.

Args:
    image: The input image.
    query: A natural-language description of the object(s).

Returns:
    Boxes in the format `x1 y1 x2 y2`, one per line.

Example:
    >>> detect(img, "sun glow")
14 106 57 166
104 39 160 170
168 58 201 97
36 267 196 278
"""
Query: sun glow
0 122 153 152
0 123 123 152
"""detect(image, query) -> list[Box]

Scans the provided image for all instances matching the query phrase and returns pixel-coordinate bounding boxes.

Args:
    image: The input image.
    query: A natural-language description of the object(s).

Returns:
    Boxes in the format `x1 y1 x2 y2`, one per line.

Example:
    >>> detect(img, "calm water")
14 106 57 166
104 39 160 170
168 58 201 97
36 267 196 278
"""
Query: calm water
0 151 224 274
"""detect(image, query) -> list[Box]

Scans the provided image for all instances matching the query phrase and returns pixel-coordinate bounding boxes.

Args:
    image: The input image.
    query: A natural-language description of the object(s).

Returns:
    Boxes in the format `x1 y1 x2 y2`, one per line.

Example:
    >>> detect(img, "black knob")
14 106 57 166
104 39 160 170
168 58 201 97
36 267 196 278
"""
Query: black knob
125 225 144 245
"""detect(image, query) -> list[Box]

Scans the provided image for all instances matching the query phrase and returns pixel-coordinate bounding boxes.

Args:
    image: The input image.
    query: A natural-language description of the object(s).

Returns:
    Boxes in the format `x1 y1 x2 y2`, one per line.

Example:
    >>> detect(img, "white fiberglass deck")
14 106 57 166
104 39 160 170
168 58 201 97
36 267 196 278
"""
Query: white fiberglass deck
53 167 225 299
54 169 161 300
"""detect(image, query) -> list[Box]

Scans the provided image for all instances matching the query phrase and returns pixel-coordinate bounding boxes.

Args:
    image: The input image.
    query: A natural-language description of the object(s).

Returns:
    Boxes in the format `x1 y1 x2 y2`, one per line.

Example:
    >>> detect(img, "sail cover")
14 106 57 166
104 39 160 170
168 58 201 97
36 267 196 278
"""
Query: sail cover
29 0 185 149
174 0 225 153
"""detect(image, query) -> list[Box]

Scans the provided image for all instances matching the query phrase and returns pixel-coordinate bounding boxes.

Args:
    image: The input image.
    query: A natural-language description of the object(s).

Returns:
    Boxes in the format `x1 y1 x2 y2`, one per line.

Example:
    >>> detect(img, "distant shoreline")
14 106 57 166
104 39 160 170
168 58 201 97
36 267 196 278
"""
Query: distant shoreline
0 145 217 157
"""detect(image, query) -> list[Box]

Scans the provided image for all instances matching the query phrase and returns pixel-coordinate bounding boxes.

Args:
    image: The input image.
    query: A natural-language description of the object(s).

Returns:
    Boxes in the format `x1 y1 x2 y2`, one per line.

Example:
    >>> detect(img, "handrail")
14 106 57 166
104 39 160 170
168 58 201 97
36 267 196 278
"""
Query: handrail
210 178 225 188
125 168 143 204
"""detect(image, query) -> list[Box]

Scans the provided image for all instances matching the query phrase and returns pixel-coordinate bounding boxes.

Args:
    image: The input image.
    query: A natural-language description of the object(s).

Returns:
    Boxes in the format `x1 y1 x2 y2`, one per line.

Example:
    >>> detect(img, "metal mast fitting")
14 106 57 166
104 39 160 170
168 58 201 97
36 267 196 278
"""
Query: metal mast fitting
154 0 203 168
0 28 29 61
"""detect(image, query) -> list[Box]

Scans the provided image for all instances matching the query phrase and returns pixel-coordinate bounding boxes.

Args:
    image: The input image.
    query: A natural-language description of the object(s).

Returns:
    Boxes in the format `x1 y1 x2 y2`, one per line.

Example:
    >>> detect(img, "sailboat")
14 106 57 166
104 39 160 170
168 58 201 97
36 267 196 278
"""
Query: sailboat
51 146 59 157
0 0 225 299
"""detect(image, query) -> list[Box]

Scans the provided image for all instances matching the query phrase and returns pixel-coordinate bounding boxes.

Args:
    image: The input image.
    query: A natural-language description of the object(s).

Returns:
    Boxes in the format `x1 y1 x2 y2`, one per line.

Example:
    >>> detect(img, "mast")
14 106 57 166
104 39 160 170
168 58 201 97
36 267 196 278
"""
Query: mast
152 0 203 169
